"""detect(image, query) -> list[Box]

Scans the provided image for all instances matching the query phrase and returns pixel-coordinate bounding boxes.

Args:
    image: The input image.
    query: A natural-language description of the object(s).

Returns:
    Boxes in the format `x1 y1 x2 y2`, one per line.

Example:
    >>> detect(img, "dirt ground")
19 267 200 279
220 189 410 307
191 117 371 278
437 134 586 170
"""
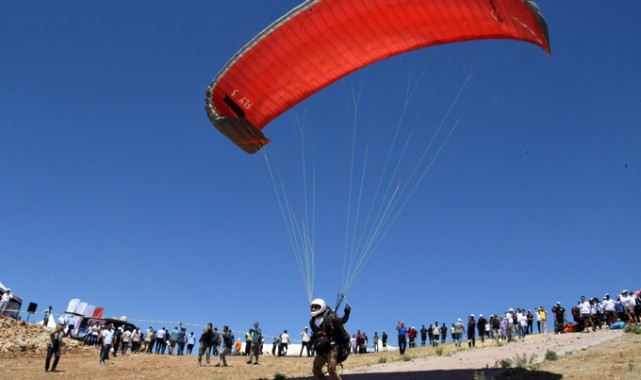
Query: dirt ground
1 320 640 380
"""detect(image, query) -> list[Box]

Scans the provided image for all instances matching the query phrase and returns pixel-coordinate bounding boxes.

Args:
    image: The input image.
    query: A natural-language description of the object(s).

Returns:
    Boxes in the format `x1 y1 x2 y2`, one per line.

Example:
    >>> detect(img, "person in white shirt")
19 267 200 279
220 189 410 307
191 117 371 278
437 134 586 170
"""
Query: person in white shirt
89 324 100 346
300 327 311 357
620 290 638 324
99 324 114 365
517 311 528 340
187 332 196 355
579 296 595 332
590 298 603 329
121 329 133 354
0 289 13 316
279 330 290 356
603 294 616 326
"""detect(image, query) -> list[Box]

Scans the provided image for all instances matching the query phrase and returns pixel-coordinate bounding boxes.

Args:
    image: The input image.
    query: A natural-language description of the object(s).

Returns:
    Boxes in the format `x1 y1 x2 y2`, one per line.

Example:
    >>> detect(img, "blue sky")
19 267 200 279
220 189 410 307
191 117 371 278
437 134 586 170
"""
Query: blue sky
1 1 640 343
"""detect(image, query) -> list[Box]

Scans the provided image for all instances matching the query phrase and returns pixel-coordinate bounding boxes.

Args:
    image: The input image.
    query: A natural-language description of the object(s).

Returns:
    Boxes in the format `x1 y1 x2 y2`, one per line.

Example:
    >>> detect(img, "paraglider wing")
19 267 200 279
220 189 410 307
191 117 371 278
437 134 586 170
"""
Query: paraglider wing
205 0 550 154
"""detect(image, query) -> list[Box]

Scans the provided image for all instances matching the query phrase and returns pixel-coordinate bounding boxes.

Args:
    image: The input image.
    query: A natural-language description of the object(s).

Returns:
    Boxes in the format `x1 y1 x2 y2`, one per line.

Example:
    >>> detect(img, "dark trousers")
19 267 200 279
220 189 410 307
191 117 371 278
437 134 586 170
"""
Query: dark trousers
155 338 164 354
398 336 407 354
45 346 60 371
100 344 111 363
300 341 311 356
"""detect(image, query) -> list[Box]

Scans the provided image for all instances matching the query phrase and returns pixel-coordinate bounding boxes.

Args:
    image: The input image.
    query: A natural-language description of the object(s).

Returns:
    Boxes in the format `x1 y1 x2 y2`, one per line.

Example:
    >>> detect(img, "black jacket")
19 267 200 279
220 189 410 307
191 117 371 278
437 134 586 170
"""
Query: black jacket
309 306 350 347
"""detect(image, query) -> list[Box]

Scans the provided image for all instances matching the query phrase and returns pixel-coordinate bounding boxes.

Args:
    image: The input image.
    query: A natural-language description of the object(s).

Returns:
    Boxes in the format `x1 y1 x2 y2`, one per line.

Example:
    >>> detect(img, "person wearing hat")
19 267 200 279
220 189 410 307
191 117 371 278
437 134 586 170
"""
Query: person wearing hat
476 314 487 344
45 318 66 372
453 318 465 347
603 294 616 326
300 326 311 357
551 302 566 334
0 289 12 316
620 290 638 324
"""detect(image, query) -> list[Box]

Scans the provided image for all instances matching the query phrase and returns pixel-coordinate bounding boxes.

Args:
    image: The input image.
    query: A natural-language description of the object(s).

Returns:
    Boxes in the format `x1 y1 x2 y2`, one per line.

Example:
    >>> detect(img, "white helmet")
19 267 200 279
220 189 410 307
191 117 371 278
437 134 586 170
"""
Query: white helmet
310 298 327 317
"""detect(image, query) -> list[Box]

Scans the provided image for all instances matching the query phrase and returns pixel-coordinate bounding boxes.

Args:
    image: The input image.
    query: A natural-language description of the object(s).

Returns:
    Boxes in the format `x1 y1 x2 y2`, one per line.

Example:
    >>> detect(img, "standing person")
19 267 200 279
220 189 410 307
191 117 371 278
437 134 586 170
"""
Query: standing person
43 306 53 328
244 329 254 357
215 325 232 367
353 331 362 354
300 327 311 357
396 321 407 355
372 332 379 352
111 327 122 357
526 310 534 335
603 294 617 326
99 324 114 365
476 315 486 344
211 327 220 357
381 331 388 352
197 323 214 367
454 318 465 347
177 327 187 355
168 326 180 355
121 328 132 354
539 307 549 334
591 298 604 330
154 328 166 354
407 326 418 348
579 296 595 332
45 318 65 372
516 309 527 340
420 324 428 346
552 302 566 334
309 298 351 380
247 321 263 364
234 338 243 355
187 332 196 354
492 315 501 342
430 325 439 347
143 327 154 353
0 289 12 316
620 290 638 324
440 323 447 344
131 328 141 352
467 315 476 348
279 330 290 356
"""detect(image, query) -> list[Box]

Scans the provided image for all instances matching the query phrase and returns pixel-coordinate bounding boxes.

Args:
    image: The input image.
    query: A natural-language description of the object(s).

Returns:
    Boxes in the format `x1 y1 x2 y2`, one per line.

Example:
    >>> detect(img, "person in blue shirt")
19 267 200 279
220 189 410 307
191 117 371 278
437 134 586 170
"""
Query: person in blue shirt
246 321 262 364
396 321 407 354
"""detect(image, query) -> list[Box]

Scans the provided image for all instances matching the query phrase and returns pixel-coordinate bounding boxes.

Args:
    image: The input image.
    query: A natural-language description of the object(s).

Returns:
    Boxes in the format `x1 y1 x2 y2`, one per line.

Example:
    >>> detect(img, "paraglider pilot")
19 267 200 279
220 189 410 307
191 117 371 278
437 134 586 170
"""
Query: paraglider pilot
309 298 351 380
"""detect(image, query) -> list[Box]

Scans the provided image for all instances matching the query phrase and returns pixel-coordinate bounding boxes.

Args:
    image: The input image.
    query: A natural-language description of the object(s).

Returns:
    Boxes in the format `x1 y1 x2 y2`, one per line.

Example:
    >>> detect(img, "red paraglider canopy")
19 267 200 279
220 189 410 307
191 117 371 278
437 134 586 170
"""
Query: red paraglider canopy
206 0 550 154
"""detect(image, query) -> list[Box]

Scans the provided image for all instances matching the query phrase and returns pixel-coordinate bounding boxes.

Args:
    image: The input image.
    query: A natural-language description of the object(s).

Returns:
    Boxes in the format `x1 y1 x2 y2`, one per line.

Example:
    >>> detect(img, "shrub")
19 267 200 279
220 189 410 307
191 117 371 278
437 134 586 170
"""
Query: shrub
378 357 387 364
435 346 444 356
496 353 539 371
473 371 488 380
624 325 641 335
545 349 558 361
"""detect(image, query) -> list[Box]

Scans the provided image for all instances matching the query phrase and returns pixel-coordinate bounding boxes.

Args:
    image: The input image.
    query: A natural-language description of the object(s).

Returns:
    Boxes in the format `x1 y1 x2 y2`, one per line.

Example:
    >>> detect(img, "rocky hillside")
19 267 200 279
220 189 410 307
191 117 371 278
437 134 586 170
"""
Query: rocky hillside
0 317 85 358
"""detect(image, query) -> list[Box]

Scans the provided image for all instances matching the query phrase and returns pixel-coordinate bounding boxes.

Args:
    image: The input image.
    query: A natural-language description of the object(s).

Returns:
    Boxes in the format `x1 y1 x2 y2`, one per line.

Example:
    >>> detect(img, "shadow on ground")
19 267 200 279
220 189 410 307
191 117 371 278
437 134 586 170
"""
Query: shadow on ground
288 368 563 380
